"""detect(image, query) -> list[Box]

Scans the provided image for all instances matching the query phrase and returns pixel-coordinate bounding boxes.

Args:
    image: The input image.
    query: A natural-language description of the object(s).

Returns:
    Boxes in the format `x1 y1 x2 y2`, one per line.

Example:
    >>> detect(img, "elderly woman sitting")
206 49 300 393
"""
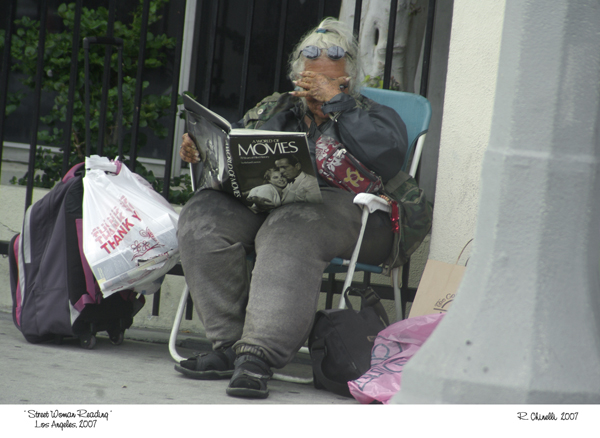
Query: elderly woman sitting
175 17 407 399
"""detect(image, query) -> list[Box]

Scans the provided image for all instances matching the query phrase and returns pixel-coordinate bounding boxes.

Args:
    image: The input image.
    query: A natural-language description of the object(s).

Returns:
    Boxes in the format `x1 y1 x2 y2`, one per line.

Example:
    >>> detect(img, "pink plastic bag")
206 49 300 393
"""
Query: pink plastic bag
348 313 445 404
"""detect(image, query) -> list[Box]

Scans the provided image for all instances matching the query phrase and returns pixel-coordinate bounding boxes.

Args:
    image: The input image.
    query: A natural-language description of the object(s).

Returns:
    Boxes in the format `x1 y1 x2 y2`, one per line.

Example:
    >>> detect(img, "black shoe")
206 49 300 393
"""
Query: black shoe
226 354 272 399
175 346 236 380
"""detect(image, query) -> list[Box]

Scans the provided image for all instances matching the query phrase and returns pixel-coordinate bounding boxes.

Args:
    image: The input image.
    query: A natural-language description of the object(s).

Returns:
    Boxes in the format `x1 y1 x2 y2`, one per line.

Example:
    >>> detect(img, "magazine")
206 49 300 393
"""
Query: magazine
182 94 322 213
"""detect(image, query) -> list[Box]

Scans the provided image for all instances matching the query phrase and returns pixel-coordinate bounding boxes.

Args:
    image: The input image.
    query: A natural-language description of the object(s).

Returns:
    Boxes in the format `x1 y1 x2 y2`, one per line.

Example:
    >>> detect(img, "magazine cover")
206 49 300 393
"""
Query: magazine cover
183 94 322 213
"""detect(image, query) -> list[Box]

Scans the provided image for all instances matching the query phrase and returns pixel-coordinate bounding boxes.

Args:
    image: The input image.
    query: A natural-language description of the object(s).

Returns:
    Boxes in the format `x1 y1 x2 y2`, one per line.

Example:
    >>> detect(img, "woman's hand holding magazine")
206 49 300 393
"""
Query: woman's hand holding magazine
179 133 200 164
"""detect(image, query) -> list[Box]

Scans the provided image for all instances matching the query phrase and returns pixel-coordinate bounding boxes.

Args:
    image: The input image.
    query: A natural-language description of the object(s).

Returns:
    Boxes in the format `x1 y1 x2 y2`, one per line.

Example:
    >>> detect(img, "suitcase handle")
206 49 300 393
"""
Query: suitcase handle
83 36 124 159
83 36 124 48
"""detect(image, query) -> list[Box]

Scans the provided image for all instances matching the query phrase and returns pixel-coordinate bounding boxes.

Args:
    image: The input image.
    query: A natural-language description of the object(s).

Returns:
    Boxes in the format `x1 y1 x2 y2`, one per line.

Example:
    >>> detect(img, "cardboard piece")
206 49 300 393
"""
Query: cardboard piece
408 259 466 318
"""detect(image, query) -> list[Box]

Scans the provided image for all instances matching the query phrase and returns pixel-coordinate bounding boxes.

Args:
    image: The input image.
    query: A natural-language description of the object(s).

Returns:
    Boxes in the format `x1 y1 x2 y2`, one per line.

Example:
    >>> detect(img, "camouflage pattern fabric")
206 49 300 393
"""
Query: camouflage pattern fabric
242 92 373 129
242 92 300 129
381 170 433 274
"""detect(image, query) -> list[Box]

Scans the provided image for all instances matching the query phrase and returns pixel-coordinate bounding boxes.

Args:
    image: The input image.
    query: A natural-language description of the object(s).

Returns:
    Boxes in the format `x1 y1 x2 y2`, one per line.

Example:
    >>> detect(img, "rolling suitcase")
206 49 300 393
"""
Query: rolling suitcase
8 37 144 349
8 163 145 348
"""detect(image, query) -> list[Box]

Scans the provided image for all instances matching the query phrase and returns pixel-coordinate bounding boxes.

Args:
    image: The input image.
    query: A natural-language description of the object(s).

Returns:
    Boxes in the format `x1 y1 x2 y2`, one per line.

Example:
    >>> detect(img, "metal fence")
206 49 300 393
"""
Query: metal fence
0 0 185 209
0 0 437 315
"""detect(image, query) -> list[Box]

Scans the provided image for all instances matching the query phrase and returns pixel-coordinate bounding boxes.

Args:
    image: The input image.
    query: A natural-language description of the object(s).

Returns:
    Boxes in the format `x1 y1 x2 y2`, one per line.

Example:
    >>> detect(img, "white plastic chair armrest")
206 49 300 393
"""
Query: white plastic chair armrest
408 134 427 178
353 193 391 213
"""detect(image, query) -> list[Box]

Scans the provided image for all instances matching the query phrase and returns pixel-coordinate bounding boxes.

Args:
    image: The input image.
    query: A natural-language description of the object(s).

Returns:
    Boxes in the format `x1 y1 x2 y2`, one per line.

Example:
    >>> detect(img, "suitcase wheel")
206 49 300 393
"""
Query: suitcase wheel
80 333 96 349
109 331 124 346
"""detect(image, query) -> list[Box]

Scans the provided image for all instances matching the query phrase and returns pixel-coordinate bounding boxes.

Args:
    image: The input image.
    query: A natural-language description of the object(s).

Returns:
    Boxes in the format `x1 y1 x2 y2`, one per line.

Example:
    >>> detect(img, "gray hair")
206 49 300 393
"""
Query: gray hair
288 17 361 95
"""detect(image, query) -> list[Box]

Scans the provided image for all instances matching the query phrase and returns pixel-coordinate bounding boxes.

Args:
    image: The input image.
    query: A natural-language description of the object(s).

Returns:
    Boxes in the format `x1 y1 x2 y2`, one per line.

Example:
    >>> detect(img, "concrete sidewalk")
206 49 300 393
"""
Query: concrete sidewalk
0 310 356 405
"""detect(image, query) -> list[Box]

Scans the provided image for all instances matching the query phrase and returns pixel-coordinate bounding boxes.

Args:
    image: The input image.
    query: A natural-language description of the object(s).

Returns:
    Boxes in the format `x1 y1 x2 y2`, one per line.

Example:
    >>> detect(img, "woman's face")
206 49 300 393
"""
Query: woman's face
269 171 288 188
303 57 349 121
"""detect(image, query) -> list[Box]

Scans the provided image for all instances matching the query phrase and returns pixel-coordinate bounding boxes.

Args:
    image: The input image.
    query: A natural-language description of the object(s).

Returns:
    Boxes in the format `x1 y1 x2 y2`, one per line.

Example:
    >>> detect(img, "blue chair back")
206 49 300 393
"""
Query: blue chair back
360 87 432 172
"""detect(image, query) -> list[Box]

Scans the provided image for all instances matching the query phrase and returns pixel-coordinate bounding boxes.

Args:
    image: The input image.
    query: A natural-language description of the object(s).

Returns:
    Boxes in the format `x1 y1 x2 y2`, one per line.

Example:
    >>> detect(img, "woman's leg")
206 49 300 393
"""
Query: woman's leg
177 189 267 349
234 188 393 367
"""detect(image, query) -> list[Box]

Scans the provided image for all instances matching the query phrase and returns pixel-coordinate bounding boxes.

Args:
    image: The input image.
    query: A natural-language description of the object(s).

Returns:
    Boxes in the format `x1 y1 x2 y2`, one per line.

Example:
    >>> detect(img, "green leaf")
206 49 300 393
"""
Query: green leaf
24 45 36 58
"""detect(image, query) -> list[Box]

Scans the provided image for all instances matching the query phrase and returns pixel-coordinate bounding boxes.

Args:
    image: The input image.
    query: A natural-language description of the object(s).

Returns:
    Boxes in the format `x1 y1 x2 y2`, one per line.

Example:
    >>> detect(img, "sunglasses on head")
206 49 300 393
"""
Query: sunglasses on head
300 45 352 60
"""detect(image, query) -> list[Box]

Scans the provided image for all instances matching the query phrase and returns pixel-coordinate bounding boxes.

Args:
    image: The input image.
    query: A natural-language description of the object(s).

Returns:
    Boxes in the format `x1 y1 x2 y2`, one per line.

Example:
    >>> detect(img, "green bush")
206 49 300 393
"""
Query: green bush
0 0 192 204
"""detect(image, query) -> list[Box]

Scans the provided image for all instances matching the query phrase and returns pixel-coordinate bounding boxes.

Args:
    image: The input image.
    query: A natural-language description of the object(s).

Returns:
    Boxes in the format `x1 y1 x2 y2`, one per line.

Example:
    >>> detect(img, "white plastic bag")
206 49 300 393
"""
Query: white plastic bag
82 156 180 296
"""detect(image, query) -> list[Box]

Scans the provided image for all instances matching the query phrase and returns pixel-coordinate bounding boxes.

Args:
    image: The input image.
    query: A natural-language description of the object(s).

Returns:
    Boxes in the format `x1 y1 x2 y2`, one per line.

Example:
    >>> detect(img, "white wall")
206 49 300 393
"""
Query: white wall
428 0 506 264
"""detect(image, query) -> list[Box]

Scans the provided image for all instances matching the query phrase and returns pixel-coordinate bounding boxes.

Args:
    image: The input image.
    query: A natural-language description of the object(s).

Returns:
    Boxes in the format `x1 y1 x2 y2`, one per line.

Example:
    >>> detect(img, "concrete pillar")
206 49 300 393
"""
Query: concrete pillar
393 0 600 403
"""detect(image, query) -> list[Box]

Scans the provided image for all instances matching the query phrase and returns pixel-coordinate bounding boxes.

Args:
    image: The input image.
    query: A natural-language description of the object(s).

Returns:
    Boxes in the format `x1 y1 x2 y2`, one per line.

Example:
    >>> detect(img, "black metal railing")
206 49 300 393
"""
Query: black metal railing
0 0 187 206
62 0 83 176
0 0 436 315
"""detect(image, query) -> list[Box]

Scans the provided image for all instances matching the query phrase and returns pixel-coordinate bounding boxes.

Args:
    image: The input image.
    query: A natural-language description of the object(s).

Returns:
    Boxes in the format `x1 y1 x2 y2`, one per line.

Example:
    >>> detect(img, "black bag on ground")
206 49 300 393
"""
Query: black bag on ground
308 287 389 397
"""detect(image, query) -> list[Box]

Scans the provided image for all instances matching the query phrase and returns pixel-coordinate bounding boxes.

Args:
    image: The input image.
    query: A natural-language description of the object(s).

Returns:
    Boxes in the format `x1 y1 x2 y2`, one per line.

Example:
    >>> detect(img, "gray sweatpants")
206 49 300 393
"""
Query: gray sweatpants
177 187 393 368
